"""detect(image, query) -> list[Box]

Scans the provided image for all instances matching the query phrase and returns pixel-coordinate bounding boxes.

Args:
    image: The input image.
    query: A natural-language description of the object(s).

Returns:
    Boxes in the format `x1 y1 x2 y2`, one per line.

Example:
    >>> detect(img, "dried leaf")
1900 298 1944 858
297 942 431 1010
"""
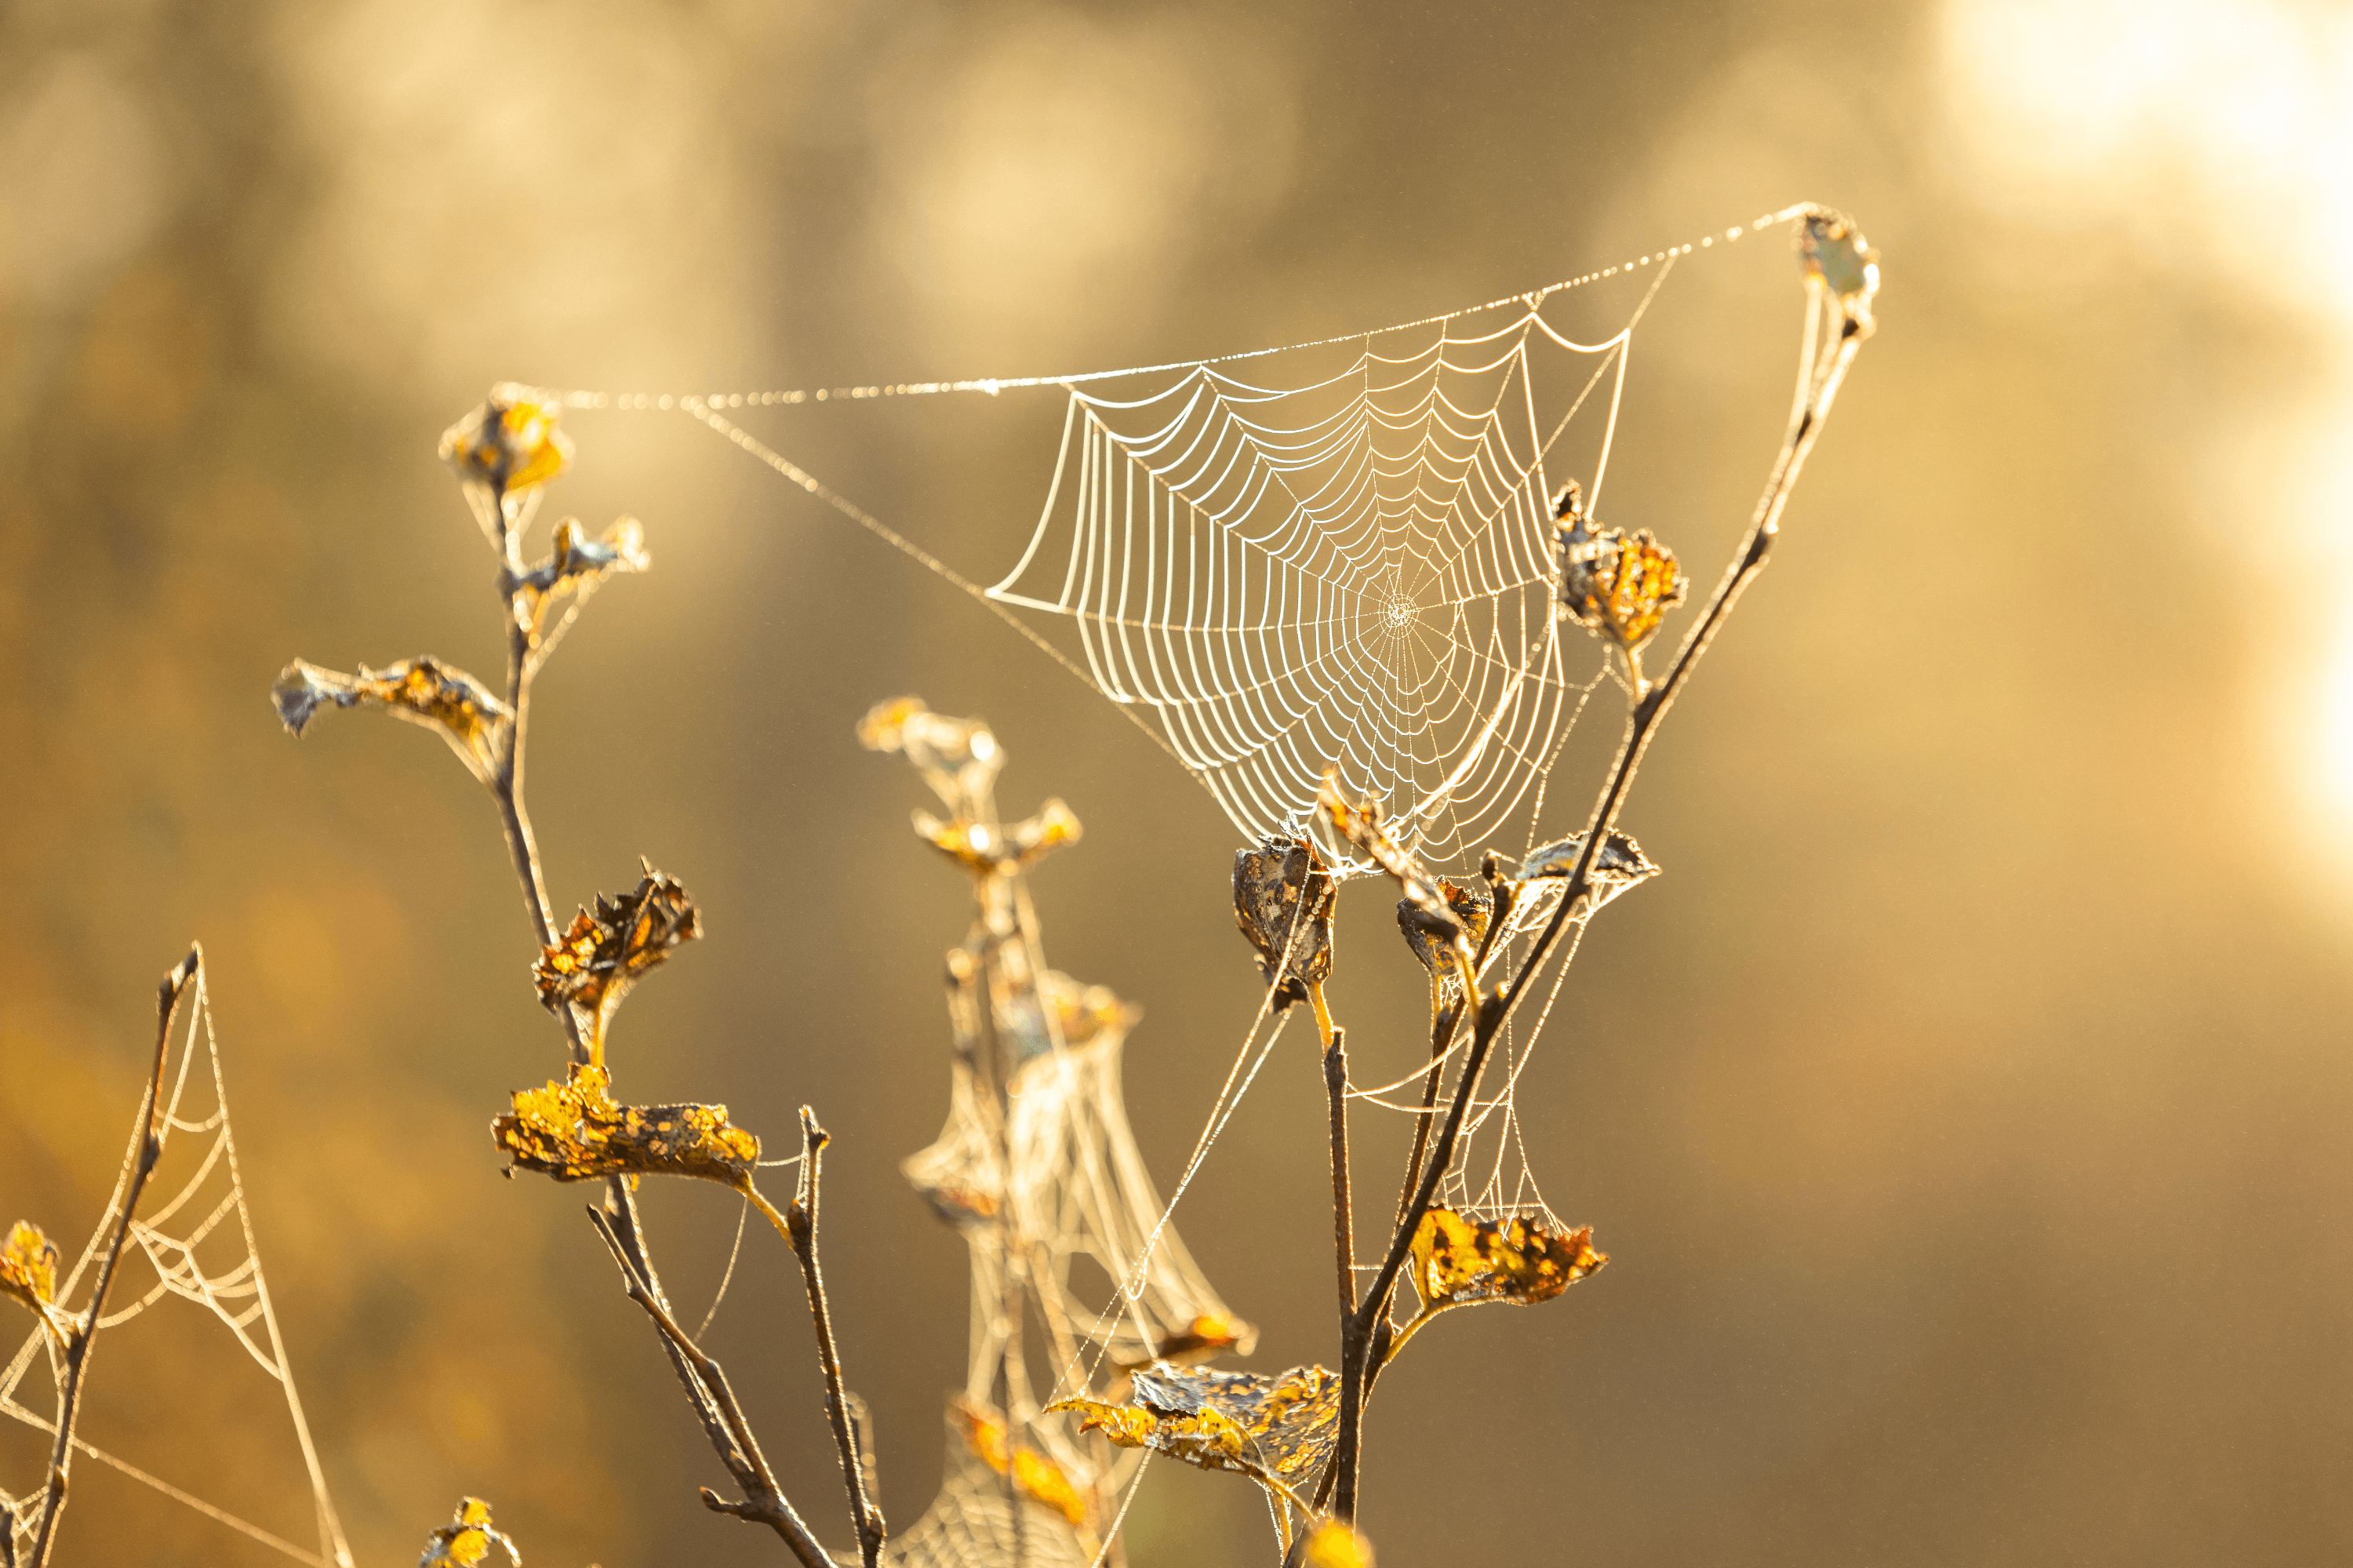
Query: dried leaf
442 387 573 545
913 1179 998 1228
417 1496 518 1568
1317 774 1464 967
1118 1312 1260 1370
951 1397 1089 1528
858 696 1003 812
1518 828 1660 914
1303 1520 1377 1568
505 515 649 646
1232 835 1336 1010
1397 878 1493 991
1553 480 1688 656
493 1062 758 1185
533 865 701 1048
1798 206 1881 330
911 798 1082 878
1406 1207 1606 1328
2 1221 60 1337
1050 1362 1340 1498
271 657 512 784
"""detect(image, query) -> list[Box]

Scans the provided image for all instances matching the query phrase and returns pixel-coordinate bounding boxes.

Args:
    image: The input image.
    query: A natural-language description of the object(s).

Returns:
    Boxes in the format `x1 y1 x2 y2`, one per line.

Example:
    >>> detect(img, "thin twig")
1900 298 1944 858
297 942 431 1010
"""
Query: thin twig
1324 1028 1355 1325
784 1108 886 1568
26 948 200 1568
585 1209 834 1568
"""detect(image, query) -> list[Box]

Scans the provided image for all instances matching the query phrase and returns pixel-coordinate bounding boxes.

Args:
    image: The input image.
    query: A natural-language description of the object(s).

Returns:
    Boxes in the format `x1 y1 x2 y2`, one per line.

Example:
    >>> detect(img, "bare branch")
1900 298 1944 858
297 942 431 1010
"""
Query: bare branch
585 1208 834 1568
783 1108 887 1568
1324 1028 1355 1326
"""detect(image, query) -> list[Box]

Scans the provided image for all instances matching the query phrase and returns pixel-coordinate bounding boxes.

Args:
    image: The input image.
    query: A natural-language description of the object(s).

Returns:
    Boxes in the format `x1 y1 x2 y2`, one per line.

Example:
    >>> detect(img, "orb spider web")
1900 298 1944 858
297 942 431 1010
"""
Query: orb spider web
984 289 1652 871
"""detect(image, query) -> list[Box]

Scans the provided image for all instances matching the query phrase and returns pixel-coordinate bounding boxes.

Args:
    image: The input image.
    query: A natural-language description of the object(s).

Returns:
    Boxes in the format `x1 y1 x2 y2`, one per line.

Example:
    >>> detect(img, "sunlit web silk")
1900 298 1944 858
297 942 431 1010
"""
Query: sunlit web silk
2 974 351 1568
988 306 1637 869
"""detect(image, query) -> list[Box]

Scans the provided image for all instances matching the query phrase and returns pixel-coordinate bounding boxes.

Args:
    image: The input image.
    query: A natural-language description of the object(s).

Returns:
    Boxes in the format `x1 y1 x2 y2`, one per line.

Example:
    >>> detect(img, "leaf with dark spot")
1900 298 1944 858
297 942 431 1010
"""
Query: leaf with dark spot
1049 1362 1339 1502
1387 1208 1606 1362
1553 480 1688 656
1232 835 1336 1010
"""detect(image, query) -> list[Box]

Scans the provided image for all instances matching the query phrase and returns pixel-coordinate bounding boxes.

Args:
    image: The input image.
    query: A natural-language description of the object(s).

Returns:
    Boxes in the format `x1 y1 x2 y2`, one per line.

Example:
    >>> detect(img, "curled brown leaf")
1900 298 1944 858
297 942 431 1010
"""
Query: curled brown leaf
1554 480 1689 657
533 864 700 1055
271 657 512 784
1232 835 1336 1010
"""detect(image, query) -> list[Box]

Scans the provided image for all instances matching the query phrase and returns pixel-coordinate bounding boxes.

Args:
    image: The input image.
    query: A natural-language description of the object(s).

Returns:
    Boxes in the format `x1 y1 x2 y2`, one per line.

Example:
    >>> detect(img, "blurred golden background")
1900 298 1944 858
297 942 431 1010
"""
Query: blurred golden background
4 1 2351 1563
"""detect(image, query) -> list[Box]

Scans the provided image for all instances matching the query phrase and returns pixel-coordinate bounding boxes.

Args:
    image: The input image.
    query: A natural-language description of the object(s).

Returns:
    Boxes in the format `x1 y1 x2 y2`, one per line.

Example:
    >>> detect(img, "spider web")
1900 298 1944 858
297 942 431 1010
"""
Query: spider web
2 968 352 1568
985 299 1642 869
547 202 1816 875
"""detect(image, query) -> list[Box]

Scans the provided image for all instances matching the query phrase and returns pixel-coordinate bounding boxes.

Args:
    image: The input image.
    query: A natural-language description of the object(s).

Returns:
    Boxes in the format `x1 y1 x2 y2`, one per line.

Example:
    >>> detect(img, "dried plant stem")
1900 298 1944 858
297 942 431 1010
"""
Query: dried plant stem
587 1209 835 1568
1324 1028 1355 1326
780 1109 887 1568
25 949 200 1568
1324 286 1872 1526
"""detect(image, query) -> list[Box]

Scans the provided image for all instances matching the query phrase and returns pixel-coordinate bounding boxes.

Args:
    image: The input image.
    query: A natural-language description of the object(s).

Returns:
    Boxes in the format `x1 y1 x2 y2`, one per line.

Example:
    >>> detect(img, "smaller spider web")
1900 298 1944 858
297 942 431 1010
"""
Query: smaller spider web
2 975 352 1568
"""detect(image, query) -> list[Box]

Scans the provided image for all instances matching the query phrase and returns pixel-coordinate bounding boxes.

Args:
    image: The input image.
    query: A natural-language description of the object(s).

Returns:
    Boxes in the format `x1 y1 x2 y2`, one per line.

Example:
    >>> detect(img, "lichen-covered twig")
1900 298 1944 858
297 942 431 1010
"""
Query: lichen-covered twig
24 948 199 1568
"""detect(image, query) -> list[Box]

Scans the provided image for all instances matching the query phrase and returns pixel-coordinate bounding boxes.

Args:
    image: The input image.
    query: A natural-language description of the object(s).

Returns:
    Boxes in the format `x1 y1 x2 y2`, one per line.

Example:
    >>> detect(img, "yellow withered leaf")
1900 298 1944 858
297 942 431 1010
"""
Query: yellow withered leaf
1232 835 1337 1010
951 1398 1089 1528
2 1221 60 1332
1553 480 1689 656
505 515 649 646
493 1062 758 1185
1304 1520 1377 1568
271 656 512 784
533 865 701 1049
1131 1312 1259 1370
1409 1208 1606 1319
911 797 1082 879
417 1495 517 1568
857 695 1003 813
1049 1362 1340 1498
442 388 573 545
